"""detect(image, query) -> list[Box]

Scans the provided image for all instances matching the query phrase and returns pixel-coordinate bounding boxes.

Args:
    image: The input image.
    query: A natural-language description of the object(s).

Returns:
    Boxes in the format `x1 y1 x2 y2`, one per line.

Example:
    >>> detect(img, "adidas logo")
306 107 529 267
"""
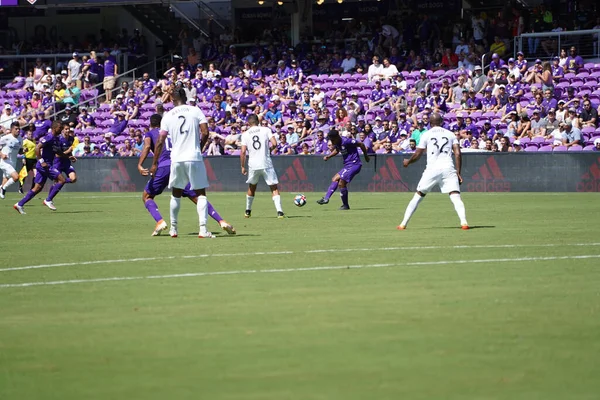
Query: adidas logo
468 156 510 192
368 158 409 192
279 158 314 192
204 159 223 191
101 160 136 192
577 156 600 192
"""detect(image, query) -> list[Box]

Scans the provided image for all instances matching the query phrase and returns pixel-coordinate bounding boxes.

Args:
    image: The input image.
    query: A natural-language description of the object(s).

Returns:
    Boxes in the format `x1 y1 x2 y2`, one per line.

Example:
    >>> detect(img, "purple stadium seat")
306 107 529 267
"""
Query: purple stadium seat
583 145 596 151
524 146 538 152
538 145 553 152
553 145 568 151
531 137 545 144
568 145 583 151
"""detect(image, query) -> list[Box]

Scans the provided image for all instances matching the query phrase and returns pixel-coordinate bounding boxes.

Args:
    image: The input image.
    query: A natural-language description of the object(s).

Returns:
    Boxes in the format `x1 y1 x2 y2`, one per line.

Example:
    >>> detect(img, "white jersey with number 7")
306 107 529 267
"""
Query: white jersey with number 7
242 126 275 170
417 126 458 170
159 105 207 163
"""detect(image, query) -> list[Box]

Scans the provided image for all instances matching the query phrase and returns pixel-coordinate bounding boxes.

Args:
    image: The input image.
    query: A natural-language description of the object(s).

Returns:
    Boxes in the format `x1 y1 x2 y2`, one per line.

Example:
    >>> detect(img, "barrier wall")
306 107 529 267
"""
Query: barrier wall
43 153 600 193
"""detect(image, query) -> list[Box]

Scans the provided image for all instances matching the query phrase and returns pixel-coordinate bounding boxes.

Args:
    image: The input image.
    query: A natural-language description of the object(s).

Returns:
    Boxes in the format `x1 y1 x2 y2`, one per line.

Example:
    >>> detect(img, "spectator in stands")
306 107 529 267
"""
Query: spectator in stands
119 139 135 157
564 122 582 147
341 51 356 73
62 80 81 107
441 48 458 70
565 46 584 74
103 49 118 103
382 58 399 79
67 52 82 89
367 56 384 82
489 37 507 58
581 100 598 127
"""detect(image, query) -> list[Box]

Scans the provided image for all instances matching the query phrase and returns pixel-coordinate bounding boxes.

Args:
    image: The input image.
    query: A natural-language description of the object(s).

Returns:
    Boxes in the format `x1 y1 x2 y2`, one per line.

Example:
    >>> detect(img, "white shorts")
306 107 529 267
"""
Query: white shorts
0 160 16 178
246 167 279 186
417 168 460 194
169 161 209 190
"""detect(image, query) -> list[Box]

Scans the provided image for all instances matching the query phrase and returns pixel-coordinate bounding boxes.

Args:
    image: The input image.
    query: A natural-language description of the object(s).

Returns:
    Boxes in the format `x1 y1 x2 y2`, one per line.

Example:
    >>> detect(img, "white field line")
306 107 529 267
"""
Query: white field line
1 254 599 289
2 242 600 273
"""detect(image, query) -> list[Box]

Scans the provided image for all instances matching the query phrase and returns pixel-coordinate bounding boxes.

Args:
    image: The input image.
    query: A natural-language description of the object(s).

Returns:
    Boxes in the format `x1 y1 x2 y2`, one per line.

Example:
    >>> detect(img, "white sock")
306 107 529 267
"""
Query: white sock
272 194 283 212
196 195 209 234
170 195 181 229
449 193 468 226
246 195 254 210
400 193 424 227
2 178 15 190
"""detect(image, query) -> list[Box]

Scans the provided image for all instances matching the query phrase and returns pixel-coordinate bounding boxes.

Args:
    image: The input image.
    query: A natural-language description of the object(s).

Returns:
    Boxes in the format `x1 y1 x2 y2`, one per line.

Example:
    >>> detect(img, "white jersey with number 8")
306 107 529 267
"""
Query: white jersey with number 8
242 126 274 170
160 105 207 163
417 126 458 171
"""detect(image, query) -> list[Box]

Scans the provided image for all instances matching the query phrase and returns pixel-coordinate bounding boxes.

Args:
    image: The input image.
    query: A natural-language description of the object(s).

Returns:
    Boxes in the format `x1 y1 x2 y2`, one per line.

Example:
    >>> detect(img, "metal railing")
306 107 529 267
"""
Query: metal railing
193 0 228 31
169 3 211 38
514 29 600 60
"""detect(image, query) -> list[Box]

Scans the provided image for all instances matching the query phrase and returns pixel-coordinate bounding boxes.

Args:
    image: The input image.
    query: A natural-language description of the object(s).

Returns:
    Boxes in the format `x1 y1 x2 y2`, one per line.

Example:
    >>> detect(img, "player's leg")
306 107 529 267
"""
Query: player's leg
184 186 235 234
338 179 350 210
398 170 438 229
264 168 283 218
170 188 183 237
168 162 187 238
317 173 340 205
441 170 468 229
143 167 169 236
14 171 47 214
188 161 213 238
0 167 18 199
42 170 65 211
245 168 261 218
337 165 361 210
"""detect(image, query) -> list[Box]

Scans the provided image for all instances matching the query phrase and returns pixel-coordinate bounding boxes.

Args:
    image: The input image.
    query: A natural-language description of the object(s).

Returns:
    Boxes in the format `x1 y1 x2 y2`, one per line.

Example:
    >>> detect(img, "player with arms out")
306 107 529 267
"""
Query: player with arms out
139 113 235 236
316 129 369 210
42 124 78 210
240 114 284 218
398 112 469 230
0 122 23 199
150 86 214 238
14 121 66 214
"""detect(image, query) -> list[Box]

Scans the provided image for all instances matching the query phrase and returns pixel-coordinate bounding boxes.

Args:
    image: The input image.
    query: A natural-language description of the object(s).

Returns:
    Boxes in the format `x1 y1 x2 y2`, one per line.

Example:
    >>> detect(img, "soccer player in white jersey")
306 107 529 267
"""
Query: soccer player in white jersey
398 112 469 230
150 86 214 238
240 114 284 218
0 122 23 199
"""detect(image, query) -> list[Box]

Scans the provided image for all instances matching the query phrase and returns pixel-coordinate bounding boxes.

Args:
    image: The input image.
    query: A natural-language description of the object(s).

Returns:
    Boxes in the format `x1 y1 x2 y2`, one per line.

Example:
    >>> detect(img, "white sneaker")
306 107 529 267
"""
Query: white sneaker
169 226 178 238
199 230 216 239
152 220 168 236
13 203 26 215
219 220 236 235
0 188 5 199
43 200 57 211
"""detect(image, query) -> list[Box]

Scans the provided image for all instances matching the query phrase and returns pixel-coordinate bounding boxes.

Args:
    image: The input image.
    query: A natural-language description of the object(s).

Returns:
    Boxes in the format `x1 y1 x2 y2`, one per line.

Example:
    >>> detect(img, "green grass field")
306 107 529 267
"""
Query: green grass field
1 191 600 400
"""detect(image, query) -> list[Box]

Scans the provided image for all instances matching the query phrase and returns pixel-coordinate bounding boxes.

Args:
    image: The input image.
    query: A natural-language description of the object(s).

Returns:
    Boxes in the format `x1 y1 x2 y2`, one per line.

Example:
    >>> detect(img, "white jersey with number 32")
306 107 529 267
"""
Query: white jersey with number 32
242 126 274 170
417 126 458 170
160 105 207 163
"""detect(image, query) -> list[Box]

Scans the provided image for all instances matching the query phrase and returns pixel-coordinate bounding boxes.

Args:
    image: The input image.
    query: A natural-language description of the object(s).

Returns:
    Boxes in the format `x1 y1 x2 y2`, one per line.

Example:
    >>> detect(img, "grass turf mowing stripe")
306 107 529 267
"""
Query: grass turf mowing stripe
2 254 600 289
2 242 600 273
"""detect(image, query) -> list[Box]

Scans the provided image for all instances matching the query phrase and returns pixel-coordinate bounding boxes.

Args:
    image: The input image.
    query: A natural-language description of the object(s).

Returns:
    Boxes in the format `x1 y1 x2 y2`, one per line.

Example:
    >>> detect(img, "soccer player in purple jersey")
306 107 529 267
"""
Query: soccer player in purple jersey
138 114 235 236
14 121 66 214
316 129 370 210
42 124 78 211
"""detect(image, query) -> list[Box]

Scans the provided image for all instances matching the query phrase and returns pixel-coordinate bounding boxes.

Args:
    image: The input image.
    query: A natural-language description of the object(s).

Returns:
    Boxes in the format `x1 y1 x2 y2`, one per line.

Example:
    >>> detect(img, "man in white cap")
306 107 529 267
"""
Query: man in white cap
471 65 486 93
594 138 600 151
67 52 82 88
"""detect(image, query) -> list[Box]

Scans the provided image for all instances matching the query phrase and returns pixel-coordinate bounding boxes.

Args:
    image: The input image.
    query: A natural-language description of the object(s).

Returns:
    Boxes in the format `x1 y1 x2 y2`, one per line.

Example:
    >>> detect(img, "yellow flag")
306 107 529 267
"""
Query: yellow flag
18 165 28 184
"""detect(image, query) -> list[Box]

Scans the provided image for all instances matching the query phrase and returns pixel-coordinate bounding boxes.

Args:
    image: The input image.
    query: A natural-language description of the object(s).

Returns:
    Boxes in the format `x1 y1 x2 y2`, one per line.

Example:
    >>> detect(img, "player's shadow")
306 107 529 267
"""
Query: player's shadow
283 215 312 219
186 233 260 237
56 210 104 214
436 225 496 229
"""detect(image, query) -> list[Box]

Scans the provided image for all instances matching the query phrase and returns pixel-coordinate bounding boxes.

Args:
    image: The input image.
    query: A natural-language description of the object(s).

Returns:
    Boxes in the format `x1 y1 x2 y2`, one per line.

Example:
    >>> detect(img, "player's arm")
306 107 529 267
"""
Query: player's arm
35 142 47 168
453 143 463 184
199 122 209 149
357 142 370 162
324 148 339 161
137 136 153 175
402 147 425 167
269 136 278 151
240 144 247 175
150 131 167 175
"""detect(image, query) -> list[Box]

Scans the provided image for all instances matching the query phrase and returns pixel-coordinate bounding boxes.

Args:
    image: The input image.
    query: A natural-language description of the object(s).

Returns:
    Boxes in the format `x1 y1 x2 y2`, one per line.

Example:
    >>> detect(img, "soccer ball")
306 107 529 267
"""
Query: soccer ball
294 194 307 207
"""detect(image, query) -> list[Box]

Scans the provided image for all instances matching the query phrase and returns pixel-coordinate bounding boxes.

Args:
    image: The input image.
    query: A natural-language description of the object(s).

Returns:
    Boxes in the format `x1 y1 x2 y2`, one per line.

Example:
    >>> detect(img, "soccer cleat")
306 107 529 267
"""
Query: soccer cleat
169 227 178 238
0 187 5 199
461 225 470 230
244 209 251 218
199 231 216 239
18 186 23 194
13 204 26 214
316 197 329 205
277 211 285 219
152 220 168 236
220 220 236 235
339 205 350 210
43 199 57 211
397 225 406 230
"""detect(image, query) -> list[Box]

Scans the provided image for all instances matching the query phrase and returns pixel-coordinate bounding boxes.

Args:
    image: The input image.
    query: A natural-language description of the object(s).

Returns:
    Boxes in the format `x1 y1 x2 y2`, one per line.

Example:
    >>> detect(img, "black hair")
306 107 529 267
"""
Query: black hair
150 113 162 128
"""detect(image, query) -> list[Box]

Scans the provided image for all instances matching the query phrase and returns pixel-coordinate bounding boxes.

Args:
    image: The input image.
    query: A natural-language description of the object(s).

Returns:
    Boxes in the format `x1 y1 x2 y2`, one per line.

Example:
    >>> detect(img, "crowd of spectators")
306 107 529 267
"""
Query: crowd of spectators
2 6 600 157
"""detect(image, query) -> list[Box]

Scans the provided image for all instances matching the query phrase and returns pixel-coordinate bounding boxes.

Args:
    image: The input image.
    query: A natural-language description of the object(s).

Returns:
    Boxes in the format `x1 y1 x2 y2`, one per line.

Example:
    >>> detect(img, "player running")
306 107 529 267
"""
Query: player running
150 86 214 238
316 129 370 210
398 112 469 230
139 113 235 236
42 123 77 211
0 122 23 199
14 121 66 214
240 114 284 218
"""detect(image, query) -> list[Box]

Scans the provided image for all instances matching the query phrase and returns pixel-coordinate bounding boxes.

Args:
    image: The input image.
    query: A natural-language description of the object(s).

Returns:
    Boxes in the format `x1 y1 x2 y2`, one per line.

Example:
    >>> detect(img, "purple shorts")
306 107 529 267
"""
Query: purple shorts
338 163 362 183
144 166 195 198
57 165 76 175
34 165 61 186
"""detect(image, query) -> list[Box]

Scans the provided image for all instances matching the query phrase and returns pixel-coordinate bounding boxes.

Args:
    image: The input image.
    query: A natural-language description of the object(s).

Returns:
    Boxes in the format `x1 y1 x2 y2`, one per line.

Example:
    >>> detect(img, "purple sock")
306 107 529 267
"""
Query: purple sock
46 182 64 202
18 190 37 207
144 199 163 222
207 201 223 223
340 187 349 207
324 181 339 200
